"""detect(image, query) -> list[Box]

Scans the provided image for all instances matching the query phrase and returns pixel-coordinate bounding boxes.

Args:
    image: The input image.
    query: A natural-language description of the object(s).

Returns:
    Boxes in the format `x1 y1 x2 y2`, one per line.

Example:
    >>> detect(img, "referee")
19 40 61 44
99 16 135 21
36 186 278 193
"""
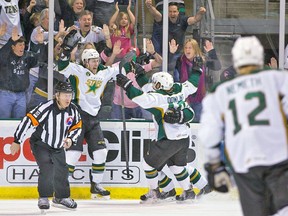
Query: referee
10 81 82 210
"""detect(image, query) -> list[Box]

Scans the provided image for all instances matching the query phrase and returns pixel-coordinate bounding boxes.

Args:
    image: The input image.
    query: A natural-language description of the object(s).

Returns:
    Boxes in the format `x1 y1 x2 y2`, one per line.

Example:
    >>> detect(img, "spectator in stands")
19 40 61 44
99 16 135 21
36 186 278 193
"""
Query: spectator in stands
170 38 221 123
109 0 135 59
26 9 67 108
86 0 115 27
74 10 111 54
145 0 206 71
21 0 61 46
58 0 85 28
154 0 186 15
0 0 23 48
0 27 44 119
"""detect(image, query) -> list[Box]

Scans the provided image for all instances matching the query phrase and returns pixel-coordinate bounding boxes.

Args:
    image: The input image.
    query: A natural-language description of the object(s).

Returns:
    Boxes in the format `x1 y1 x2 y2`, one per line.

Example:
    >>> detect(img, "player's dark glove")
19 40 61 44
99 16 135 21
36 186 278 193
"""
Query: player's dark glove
116 74 133 91
192 55 203 73
135 52 151 65
204 161 232 193
131 61 145 78
61 30 80 56
164 108 184 124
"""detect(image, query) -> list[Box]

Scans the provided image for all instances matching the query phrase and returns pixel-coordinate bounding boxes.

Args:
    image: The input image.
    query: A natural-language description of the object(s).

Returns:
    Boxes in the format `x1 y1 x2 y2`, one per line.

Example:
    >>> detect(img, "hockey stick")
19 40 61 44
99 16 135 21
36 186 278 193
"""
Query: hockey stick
118 50 137 176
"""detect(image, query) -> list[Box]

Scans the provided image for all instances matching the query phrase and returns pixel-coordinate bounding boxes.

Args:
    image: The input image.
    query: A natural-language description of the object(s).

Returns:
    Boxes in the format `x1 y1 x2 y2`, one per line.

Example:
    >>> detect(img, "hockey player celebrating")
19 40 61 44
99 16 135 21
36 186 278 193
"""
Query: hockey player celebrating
10 81 82 211
116 58 202 202
58 36 124 199
199 36 288 216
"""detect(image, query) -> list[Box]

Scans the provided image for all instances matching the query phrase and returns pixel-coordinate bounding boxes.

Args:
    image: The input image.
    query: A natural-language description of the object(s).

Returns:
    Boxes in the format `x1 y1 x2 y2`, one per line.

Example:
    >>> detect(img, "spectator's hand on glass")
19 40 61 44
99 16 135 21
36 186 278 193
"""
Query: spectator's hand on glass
115 1 119 11
268 57 278 69
0 22 7 37
102 24 111 39
146 38 155 54
112 40 123 56
198 7 206 14
127 0 132 11
169 39 179 54
145 0 153 8
204 40 214 52
11 26 20 41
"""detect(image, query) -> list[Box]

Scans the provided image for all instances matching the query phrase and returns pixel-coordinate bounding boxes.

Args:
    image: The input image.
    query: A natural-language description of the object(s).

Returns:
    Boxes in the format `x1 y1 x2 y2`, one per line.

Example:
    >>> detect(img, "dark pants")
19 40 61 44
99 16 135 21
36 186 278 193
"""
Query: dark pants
144 137 189 170
233 160 288 216
68 110 106 159
30 141 70 198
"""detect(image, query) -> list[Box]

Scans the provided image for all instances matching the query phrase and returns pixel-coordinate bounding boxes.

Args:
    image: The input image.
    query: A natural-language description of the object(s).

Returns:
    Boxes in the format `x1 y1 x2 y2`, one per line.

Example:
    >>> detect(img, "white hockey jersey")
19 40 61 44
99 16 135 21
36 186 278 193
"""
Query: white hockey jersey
59 62 119 116
199 69 288 173
0 0 23 46
127 80 198 141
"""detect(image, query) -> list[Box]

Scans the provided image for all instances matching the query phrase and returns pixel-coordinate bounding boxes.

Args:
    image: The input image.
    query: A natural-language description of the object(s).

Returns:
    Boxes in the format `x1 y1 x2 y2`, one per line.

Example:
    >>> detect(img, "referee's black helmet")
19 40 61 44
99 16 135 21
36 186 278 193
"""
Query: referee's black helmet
55 81 73 93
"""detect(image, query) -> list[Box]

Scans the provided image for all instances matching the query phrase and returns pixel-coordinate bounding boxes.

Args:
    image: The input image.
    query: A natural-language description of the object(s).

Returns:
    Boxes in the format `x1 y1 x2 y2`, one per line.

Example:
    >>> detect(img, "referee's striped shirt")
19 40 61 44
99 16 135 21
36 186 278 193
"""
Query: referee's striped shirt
14 99 82 149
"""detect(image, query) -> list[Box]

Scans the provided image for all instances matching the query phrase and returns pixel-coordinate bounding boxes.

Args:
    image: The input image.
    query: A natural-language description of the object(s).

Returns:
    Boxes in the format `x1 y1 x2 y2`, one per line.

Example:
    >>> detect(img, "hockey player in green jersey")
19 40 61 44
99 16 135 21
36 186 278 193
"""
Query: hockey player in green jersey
116 58 202 202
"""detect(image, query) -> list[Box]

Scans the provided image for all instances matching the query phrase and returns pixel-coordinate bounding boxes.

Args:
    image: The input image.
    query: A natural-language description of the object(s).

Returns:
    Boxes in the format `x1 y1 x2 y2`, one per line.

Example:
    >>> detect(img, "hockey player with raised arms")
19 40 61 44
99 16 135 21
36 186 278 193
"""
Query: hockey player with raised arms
116 58 202 202
58 33 123 199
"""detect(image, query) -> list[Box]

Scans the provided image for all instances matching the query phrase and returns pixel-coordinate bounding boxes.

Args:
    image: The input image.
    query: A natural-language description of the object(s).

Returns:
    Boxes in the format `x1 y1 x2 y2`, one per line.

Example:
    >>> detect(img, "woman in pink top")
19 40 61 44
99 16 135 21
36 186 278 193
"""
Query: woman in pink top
111 39 162 120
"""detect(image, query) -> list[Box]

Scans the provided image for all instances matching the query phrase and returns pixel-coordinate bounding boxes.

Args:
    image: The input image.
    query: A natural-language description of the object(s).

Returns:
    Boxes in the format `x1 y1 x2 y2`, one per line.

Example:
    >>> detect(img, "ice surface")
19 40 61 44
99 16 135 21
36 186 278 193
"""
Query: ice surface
0 192 242 216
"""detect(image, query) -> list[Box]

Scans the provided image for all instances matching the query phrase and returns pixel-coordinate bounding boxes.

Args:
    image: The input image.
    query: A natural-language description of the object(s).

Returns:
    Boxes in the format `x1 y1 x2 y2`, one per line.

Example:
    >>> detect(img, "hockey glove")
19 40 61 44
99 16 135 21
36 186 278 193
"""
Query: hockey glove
164 108 184 124
131 61 145 78
116 74 133 91
192 55 204 74
204 161 232 193
61 29 80 56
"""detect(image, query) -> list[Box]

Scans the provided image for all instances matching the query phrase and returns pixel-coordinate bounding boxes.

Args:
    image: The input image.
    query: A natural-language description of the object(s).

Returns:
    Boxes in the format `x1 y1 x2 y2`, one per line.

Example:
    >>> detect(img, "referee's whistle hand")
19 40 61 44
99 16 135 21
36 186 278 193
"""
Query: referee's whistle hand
10 142 20 155
63 138 72 149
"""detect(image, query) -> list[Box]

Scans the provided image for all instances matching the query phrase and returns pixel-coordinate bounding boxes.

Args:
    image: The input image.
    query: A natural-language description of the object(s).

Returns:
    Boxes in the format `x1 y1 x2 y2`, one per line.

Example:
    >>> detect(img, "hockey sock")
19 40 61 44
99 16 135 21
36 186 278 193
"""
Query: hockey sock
91 149 108 184
187 165 208 189
158 170 175 192
65 150 82 176
170 166 190 190
142 160 159 189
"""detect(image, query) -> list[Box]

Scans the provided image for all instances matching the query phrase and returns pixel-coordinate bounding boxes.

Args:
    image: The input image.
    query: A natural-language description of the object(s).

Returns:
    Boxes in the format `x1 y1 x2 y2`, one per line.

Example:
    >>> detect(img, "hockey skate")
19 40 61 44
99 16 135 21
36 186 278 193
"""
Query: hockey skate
140 188 161 204
52 197 77 210
176 188 195 203
159 188 176 202
90 182 110 200
196 184 213 199
38 198 49 215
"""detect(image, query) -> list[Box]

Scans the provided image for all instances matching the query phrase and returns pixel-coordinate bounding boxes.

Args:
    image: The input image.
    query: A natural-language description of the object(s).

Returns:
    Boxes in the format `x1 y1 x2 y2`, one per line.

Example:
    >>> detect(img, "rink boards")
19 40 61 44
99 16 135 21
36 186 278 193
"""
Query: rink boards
0 120 203 199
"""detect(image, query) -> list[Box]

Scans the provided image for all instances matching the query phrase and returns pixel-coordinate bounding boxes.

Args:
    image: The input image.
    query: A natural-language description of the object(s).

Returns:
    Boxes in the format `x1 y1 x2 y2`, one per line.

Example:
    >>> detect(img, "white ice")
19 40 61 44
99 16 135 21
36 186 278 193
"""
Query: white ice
0 192 242 216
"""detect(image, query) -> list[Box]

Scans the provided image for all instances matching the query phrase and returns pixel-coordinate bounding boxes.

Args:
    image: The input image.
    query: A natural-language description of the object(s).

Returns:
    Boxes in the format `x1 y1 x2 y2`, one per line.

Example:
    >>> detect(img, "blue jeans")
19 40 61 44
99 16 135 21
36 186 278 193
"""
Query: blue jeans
111 103 143 120
190 102 202 123
0 90 26 119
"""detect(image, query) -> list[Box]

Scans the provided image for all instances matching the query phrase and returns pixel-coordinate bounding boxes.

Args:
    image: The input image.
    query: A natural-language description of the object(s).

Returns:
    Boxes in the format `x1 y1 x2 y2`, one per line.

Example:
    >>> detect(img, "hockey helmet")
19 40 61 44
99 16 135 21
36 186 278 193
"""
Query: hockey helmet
81 48 99 63
151 72 174 91
55 81 73 93
232 36 264 69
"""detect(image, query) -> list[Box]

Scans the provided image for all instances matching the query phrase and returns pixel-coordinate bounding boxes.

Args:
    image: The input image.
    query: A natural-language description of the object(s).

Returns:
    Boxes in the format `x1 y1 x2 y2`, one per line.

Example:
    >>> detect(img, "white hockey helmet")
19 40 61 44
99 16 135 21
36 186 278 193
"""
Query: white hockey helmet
81 48 99 63
232 36 264 69
151 72 174 91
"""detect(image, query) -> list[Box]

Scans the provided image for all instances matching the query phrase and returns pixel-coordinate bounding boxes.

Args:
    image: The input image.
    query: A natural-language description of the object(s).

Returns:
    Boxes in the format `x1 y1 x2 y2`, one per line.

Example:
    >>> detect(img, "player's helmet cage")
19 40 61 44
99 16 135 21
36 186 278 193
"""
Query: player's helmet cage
232 36 264 69
81 48 100 63
55 81 74 93
152 72 174 91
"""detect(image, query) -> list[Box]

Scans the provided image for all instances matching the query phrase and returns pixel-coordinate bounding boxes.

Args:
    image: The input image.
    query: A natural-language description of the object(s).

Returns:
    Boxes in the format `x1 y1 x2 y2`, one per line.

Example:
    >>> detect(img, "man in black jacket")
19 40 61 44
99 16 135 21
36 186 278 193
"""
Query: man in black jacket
0 27 44 119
